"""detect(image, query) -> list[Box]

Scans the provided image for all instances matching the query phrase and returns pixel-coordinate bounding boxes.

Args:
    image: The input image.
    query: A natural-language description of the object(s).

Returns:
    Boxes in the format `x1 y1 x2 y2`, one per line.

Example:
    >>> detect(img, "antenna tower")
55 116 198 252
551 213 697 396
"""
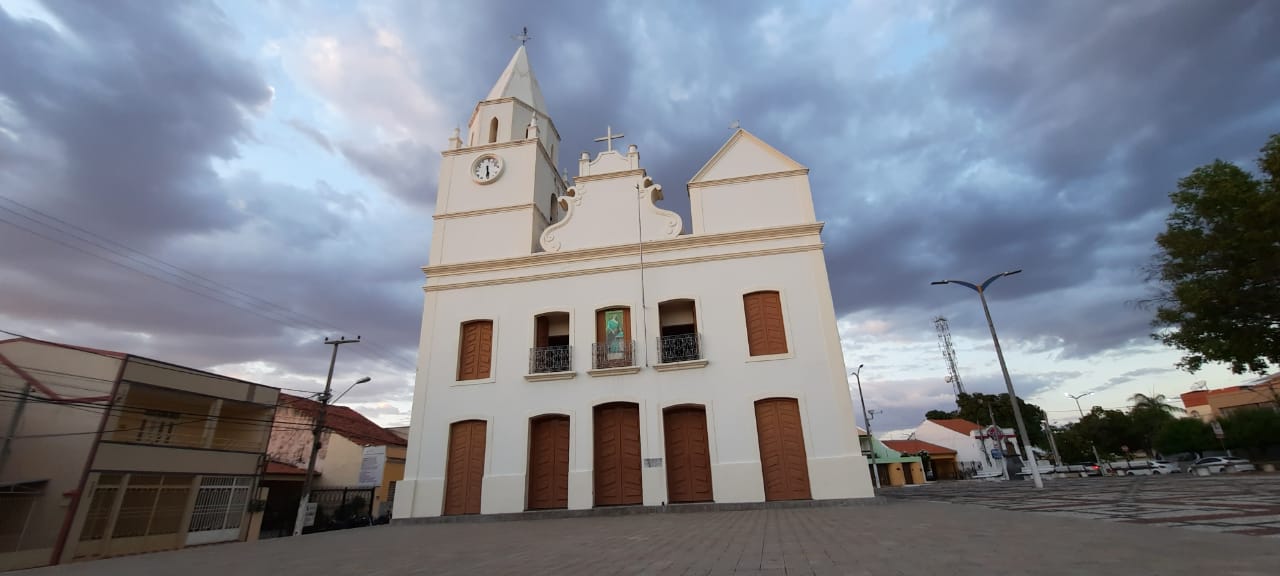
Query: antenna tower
934 316 965 398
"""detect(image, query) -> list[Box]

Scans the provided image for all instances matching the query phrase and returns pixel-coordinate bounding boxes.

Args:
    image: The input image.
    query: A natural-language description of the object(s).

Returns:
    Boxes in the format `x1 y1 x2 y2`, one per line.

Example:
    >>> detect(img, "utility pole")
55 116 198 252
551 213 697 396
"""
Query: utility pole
1066 391 1109 475
293 336 361 537
0 380 32 479
851 365 880 490
1043 418 1062 467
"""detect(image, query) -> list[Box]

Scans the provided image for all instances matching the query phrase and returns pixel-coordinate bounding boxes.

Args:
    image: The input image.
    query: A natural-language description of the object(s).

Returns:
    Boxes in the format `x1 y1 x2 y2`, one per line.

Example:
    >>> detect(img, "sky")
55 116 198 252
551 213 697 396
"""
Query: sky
1 0 1278 436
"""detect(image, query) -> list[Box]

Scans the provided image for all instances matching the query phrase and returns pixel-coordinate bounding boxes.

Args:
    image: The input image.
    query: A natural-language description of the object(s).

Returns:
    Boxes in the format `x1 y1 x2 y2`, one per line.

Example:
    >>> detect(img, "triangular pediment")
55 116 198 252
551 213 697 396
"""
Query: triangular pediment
689 129 807 184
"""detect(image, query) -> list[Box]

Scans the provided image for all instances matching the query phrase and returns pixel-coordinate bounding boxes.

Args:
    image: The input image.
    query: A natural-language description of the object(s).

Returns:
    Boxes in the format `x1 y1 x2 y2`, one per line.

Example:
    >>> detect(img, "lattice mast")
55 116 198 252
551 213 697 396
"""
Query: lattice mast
934 316 965 398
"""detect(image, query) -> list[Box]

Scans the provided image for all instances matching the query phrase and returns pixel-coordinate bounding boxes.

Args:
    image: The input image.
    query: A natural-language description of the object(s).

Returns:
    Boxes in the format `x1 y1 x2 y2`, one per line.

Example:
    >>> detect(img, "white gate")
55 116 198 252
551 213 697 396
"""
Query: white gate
185 476 252 546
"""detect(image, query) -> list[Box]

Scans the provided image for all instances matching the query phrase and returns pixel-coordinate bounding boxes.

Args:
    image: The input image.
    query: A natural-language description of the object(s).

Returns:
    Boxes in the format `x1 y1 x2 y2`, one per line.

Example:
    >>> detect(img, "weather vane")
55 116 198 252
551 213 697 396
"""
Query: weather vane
512 26 532 46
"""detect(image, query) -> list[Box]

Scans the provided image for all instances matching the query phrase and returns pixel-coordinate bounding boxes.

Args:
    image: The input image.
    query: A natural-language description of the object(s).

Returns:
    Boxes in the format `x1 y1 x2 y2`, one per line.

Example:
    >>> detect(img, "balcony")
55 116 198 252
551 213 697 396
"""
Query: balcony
589 340 640 377
525 345 575 382
654 333 709 372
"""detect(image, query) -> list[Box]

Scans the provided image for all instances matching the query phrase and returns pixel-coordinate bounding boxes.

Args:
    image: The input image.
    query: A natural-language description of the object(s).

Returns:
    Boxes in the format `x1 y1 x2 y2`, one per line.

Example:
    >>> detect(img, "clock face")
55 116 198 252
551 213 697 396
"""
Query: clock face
473 155 503 183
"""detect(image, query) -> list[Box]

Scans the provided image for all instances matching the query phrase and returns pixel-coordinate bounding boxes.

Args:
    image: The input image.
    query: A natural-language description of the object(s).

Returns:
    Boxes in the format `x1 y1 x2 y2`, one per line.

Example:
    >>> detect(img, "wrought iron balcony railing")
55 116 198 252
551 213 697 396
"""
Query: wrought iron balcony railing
657 333 702 364
591 340 635 370
528 345 573 374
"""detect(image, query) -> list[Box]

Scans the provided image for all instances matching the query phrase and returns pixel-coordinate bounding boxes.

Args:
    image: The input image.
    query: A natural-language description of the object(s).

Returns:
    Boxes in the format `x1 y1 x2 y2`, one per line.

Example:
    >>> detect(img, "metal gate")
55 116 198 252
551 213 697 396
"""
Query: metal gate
185 476 252 546
304 487 374 534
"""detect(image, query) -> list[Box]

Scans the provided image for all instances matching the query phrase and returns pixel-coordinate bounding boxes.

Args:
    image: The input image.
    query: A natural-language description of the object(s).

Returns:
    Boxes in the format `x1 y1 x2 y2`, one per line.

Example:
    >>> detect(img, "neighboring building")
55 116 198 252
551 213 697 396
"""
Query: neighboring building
1180 376 1280 421
395 46 873 519
881 439 960 481
858 432 926 486
267 394 407 521
0 338 278 571
911 418 1022 479
386 426 411 441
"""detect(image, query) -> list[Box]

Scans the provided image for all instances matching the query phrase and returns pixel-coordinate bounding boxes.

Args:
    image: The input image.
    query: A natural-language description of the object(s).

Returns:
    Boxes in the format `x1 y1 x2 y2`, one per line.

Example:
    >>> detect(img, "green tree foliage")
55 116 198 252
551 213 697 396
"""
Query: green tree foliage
1218 408 1280 459
1050 424 1094 463
1154 418 1214 456
927 393 1047 447
1128 393 1183 456
1148 133 1280 374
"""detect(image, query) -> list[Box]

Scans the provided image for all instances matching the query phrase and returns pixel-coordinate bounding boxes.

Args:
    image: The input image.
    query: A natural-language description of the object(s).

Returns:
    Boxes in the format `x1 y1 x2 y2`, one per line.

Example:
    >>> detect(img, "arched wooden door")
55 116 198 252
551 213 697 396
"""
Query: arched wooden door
754 398 811 501
593 403 642 506
664 406 713 503
443 420 486 515
527 415 570 510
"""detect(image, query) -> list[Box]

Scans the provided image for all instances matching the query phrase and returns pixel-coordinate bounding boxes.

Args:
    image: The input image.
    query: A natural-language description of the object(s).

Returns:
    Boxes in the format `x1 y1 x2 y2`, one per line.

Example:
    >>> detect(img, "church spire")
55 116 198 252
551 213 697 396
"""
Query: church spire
485 45 548 116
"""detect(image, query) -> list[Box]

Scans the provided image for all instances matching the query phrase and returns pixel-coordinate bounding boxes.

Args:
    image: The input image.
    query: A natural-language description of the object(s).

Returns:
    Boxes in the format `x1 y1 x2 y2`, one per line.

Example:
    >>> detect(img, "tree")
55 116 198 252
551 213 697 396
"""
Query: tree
943 392 1047 447
1128 393 1183 457
1154 418 1214 456
1218 408 1280 460
924 409 955 420
1147 133 1280 375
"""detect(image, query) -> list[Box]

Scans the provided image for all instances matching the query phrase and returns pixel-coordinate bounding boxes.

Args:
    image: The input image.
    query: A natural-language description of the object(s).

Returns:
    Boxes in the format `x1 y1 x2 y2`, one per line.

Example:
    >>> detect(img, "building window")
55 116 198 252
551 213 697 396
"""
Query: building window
743 291 788 356
549 193 559 223
593 307 633 368
136 410 180 445
530 312 572 373
457 320 494 381
657 299 701 363
488 118 499 143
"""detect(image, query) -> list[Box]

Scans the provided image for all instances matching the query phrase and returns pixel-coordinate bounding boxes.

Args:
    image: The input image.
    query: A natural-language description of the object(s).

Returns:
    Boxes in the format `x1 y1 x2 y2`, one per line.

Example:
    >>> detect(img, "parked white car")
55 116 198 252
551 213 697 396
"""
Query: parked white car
1189 457 1255 474
1150 461 1181 474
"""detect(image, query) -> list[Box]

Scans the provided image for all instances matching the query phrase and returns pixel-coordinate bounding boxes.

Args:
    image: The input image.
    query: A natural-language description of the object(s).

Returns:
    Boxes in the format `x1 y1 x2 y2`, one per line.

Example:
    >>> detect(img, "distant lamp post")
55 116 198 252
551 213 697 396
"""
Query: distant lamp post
851 364 881 489
932 269 1043 489
1065 391 1108 474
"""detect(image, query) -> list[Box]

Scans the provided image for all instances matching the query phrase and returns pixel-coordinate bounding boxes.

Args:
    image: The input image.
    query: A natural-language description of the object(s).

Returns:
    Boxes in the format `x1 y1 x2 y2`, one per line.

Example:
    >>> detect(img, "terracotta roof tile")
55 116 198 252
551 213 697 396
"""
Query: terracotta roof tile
882 439 957 456
927 418 983 435
279 394 407 447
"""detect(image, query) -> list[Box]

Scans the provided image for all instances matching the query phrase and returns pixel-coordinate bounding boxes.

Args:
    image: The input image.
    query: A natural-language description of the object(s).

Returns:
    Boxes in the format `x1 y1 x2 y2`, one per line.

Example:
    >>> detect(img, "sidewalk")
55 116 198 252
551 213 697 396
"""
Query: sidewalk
24 499 1280 575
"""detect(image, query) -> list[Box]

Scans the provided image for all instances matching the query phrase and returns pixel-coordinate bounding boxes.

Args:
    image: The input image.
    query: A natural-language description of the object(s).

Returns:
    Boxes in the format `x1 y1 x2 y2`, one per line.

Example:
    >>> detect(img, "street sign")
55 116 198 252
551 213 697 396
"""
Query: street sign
990 448 1003 459
303 502 318 527
1210 421 1225 439
358 445 387 487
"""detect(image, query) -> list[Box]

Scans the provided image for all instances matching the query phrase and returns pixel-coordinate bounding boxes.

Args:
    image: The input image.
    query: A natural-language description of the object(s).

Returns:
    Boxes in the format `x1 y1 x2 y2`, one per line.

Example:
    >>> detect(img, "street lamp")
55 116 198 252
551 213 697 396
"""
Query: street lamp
932 269 1043 489
294 375 370 536
1065 391 1109 474
851 364 880 489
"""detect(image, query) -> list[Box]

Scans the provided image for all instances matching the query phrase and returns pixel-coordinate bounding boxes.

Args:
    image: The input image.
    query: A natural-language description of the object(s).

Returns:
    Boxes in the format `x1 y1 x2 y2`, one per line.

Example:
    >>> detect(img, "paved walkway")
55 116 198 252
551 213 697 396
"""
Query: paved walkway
882 473 1280 537
26 497 1280 575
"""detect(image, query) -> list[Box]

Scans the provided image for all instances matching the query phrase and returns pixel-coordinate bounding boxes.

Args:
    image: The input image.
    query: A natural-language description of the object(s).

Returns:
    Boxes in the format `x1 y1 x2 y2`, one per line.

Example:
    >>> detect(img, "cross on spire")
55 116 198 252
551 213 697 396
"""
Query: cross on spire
593 125 625 152
512 26 532 46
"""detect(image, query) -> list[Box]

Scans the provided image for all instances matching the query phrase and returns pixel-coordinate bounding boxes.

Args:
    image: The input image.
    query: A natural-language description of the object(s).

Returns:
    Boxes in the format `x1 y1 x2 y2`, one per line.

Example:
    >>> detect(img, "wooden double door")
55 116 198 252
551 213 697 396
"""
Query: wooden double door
444 420 487 515
754 398 812 501
663 406 714 503
594 403 643 506
527 415 570 510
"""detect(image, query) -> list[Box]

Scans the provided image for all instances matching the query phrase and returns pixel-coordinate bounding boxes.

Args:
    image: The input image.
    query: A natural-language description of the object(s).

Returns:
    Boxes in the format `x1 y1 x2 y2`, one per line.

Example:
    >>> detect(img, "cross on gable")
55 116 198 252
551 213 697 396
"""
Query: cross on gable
593 125 625 152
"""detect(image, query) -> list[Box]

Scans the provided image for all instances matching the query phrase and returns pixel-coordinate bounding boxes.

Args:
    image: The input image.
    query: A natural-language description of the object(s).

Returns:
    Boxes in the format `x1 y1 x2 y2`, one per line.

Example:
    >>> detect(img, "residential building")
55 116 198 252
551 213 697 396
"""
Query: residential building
911 418 1022 479
1179 376 1280 421
858 432 926 486
267 394 407 522
881 439 960 481
395 46 873 519
0 337 278 571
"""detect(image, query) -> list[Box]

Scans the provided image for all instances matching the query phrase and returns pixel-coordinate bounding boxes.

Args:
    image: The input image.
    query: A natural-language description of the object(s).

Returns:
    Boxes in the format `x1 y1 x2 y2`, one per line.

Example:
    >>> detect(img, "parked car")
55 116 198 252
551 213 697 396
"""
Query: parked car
1150 460 1181 475
1189 457 1256 474
1073 462 1103 477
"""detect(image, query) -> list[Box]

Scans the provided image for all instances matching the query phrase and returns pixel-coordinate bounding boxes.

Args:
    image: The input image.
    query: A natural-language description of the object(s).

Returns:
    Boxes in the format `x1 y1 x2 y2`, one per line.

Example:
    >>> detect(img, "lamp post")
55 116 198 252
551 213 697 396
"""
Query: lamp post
1065 391 1109 475
851 364 880 489
293 336 362 537
932 270 1043 489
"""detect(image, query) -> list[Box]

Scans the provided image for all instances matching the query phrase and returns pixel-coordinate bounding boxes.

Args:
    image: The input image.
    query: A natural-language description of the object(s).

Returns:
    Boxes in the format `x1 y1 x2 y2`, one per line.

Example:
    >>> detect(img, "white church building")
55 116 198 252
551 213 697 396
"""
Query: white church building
393 46 873 518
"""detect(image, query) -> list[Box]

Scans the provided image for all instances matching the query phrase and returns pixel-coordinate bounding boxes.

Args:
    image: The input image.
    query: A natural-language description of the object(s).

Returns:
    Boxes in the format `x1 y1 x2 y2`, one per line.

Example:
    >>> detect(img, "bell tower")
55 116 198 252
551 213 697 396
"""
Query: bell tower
429 44 565 266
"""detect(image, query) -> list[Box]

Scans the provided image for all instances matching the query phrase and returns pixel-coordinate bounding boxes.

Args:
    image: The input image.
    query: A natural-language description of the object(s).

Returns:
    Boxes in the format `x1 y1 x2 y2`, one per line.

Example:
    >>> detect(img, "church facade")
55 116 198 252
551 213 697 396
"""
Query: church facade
394 46 873 518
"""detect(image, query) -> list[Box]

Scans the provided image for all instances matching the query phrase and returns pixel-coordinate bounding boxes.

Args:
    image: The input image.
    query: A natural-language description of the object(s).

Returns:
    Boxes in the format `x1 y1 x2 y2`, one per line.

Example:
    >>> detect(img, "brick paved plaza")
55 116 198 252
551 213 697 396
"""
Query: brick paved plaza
23 474 1280 576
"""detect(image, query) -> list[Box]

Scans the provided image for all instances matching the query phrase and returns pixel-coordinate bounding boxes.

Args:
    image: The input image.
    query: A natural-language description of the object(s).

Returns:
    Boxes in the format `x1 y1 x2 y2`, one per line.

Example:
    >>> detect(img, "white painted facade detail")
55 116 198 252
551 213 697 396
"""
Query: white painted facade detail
395 47 873 519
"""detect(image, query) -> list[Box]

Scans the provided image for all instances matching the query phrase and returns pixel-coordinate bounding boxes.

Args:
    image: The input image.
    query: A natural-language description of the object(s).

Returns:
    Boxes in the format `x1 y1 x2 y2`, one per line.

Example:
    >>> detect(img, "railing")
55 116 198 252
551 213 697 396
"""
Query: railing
528 345 573 373
657 333 702 363
592 340 635 369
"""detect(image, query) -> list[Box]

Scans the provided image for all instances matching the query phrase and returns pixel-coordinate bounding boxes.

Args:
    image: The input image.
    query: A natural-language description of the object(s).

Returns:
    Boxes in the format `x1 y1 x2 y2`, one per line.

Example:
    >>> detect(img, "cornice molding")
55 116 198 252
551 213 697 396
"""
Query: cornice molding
424 243 824 292
433 203 534 221
442 138 533 157
687 169 809 190
424 222 825 277
573 168 647 184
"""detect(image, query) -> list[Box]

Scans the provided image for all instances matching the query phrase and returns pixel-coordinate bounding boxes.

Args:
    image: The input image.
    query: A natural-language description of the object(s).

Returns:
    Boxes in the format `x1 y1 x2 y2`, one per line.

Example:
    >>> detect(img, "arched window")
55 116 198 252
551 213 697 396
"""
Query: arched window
488 118 499 143
549 194 559 222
